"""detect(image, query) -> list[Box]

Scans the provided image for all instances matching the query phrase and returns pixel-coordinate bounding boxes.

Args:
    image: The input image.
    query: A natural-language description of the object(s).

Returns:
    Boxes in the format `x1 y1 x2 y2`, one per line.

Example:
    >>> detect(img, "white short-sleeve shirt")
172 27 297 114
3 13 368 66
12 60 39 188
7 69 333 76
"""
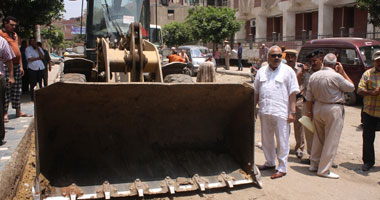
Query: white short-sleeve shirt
25 46 45 71
254 62 300 119
0 36 15 75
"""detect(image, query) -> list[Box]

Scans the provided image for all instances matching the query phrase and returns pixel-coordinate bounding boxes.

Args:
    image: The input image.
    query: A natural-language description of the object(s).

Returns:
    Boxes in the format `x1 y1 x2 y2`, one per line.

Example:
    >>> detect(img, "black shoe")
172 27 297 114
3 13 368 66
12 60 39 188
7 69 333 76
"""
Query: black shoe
300 159 311 165
0 140 7 146
332 163 338 168
361 163 373 171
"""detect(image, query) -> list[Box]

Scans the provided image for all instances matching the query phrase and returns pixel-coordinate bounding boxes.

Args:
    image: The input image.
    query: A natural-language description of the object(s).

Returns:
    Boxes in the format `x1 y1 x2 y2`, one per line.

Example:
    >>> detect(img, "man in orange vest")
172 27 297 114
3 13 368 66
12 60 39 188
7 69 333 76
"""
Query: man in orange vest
168 50 185 63
0 16 32 122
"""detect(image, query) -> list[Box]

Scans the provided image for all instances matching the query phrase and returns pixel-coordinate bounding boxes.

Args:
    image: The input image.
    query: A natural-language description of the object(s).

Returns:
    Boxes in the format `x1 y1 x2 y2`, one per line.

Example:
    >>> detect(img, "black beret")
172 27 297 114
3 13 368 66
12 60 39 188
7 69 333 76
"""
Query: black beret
306 49 324 59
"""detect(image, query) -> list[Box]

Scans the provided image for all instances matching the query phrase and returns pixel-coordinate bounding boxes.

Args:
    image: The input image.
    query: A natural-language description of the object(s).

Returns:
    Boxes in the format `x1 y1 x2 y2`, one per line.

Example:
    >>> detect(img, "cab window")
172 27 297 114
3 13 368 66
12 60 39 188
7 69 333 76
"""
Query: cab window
359 45 380 67
338 49 361 65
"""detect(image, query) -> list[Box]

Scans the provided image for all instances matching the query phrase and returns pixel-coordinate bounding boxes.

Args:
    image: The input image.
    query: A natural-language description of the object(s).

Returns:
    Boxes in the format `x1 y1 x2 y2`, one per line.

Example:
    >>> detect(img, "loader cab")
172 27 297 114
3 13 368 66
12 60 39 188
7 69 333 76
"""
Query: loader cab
149 24 163 48
85 0 150 61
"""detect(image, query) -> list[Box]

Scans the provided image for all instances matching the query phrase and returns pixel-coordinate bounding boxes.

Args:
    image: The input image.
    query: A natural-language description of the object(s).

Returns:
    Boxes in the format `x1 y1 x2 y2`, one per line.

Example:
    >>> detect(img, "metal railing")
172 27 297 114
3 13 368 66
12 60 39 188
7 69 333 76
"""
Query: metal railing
235 31 380 50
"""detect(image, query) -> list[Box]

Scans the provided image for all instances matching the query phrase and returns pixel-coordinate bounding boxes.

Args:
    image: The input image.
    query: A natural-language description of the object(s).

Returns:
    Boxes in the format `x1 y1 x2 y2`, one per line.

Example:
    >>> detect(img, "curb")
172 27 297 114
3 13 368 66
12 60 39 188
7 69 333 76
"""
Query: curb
54 62 64 83
216 69 251 77
0 119 35 200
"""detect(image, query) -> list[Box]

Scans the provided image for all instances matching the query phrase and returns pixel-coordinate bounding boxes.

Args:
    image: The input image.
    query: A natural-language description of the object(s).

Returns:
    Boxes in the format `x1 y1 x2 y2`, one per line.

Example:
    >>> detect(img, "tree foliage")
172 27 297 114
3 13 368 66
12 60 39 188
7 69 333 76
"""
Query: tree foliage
73 34 86 43
357 0 380 27
0 0 65 38
163 22 193 47
186 6 241 44
41 26 64 49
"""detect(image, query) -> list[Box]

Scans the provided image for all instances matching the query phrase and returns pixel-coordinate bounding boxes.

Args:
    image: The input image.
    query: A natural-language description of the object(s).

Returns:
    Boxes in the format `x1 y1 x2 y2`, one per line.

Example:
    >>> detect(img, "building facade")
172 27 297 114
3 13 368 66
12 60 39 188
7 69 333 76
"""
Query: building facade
150 0 234 27
235 0 379 42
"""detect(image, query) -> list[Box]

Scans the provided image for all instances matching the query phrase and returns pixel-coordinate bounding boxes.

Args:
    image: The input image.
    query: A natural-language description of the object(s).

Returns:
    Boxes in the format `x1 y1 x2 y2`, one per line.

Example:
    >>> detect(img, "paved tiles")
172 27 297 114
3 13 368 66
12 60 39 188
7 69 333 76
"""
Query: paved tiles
0 64 61 172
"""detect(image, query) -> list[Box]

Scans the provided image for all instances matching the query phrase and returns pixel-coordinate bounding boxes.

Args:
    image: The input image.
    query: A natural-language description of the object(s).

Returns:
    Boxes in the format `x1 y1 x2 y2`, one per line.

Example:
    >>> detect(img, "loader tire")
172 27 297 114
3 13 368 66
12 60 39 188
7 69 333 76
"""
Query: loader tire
164 74 194 83
60 73 86 83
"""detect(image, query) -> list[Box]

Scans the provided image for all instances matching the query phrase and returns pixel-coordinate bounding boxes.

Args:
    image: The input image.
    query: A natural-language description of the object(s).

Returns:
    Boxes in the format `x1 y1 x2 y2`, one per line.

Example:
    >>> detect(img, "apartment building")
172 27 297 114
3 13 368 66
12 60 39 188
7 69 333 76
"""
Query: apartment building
150 0 234 27
235 0 379 42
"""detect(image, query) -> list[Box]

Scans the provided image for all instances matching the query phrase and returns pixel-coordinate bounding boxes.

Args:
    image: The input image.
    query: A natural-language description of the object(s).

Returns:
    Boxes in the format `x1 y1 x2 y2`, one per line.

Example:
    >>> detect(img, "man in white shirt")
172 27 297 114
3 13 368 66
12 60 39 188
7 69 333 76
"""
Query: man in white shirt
254 45 299 179
25 37 45 101
0 35 15 145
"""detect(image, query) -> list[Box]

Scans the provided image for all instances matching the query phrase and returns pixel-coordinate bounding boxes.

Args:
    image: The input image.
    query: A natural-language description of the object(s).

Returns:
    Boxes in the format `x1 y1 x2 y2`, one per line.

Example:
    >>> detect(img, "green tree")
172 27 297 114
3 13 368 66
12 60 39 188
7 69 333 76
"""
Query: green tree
73 34 86 43
357 0 380 27
186 6 241 44
0 0 65 38
41 26 64 49
163 22 193 47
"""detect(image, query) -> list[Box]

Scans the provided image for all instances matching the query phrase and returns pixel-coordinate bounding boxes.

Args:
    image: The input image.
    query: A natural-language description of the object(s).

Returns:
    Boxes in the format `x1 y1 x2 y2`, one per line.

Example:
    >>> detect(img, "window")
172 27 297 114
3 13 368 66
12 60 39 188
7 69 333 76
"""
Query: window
359 45 380 67
168 9 175 20
297 48 337 64
338 49 361 65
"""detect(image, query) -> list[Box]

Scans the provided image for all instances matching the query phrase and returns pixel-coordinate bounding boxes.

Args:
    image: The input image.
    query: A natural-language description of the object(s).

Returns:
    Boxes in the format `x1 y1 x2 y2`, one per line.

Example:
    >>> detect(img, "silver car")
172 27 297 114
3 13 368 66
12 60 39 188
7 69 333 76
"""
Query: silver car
178 45 216 76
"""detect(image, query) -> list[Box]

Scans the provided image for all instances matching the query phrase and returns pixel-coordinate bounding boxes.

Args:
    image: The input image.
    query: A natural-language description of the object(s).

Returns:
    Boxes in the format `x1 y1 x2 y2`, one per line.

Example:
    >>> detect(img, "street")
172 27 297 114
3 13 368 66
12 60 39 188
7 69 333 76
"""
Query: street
9 66 380 200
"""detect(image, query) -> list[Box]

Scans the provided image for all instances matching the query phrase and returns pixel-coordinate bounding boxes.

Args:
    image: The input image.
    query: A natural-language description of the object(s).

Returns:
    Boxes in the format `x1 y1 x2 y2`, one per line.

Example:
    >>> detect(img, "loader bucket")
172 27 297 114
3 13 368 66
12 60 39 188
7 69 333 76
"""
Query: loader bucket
34 82 258 199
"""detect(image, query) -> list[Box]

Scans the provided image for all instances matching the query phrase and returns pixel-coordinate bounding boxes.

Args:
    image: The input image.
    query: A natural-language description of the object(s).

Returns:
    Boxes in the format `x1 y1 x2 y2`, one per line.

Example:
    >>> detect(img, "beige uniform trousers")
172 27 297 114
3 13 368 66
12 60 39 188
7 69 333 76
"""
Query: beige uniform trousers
225 54 230 70
294 98 305 153
310 101 344 175
302 102 314 156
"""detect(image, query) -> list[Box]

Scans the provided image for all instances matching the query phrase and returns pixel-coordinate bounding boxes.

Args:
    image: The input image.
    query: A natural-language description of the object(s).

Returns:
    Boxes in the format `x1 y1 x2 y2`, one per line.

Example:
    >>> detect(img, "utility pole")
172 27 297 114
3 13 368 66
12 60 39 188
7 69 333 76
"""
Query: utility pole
156 0 158 43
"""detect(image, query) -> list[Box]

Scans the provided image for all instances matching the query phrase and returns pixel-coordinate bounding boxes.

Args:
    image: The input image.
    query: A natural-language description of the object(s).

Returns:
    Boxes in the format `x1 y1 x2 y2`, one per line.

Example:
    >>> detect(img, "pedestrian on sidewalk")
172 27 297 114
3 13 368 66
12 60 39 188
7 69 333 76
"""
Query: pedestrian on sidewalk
254 45 299 179
357 50 380 172
237 42 243 71
0 16 31 121
224 40 231 70
0 36 15 145
37 42 51 87
20 40 29 94
26 37 45 101
214 47 219 71
259 43 268 65
306 53 354 179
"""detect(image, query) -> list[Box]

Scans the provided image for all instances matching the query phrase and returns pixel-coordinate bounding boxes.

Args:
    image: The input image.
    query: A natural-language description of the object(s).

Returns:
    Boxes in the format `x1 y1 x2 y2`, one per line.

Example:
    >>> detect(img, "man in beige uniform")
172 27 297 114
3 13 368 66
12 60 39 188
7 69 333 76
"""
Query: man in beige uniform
224 41 231 70
306 53 354 179
297 50 323 162
284 49 304 158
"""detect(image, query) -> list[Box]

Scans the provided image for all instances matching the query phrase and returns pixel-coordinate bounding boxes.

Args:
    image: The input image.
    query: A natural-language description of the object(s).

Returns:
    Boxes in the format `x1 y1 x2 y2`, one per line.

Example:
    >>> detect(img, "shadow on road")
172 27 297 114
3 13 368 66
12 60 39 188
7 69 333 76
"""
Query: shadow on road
290 166 319 177
340 162 380 176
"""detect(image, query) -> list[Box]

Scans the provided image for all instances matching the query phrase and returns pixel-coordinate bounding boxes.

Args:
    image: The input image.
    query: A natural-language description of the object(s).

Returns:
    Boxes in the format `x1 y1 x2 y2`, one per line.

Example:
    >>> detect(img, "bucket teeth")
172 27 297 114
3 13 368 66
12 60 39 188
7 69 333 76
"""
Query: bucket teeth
193 174 205 191
32 186 40 200
70 193 77 200
135 179 144 197
221 172 234 188
165 176 175 194
103 181 111 199
32 178 41 200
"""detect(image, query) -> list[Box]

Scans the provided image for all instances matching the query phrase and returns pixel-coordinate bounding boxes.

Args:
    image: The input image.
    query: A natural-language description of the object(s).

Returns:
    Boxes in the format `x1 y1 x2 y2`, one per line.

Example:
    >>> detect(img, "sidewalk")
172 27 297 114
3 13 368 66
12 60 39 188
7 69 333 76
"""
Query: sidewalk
216 65 251 77
0 63 61 172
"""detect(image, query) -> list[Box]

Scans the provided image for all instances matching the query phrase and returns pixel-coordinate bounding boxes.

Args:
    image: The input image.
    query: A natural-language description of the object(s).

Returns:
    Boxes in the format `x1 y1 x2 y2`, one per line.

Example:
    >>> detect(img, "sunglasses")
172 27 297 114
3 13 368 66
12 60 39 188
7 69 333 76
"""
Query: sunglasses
270 54 282 58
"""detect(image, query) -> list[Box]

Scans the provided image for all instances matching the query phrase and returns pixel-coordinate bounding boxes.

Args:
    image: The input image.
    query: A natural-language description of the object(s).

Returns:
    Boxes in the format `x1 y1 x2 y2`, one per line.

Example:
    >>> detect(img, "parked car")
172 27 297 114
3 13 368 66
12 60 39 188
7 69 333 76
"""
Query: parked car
50 53 64 64
298 38 380 105
178 45 216 76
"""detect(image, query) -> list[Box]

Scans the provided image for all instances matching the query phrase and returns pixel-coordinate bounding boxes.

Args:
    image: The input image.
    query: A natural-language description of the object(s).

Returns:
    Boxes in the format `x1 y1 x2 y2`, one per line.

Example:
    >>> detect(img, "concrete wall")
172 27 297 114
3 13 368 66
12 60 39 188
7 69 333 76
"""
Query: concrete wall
151 5 190 27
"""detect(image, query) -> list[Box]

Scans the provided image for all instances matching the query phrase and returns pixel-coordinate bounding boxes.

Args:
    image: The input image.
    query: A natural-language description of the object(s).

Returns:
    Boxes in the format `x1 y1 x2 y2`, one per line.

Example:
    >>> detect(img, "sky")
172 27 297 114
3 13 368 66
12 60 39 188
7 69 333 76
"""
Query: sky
63 0 87 19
